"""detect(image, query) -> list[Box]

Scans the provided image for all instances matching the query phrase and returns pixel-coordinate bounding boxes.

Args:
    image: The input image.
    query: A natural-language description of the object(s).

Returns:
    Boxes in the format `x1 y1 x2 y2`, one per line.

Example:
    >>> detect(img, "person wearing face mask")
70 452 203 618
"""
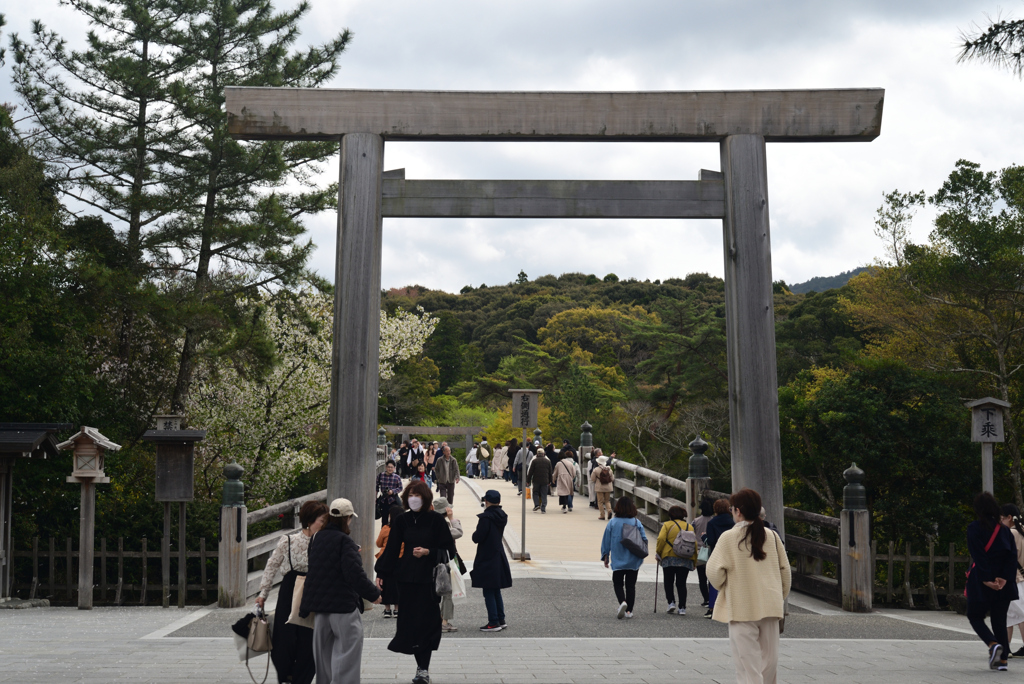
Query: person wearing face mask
374 481 457 684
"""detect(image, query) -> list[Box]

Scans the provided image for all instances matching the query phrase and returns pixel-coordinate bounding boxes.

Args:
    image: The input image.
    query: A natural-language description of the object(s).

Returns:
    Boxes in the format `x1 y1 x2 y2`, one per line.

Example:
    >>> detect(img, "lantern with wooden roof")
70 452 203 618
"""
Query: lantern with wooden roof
59 426 120 484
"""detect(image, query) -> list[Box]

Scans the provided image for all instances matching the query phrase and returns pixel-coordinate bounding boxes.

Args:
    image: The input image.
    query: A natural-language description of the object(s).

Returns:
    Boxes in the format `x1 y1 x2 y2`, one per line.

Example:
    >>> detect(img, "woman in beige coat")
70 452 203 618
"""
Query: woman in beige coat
552 455 577 513
589 455 615 520
706 488 791 684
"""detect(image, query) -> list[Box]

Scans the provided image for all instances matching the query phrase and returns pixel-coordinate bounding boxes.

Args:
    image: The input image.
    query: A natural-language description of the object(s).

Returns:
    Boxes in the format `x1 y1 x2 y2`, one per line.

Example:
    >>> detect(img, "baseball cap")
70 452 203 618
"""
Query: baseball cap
329 498 358 518
483 490 501 504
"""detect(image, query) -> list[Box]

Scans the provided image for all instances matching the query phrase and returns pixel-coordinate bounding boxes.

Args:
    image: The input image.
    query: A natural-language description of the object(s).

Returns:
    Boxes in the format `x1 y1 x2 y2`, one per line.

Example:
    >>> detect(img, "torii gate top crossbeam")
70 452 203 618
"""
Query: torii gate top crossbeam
226 87 884 142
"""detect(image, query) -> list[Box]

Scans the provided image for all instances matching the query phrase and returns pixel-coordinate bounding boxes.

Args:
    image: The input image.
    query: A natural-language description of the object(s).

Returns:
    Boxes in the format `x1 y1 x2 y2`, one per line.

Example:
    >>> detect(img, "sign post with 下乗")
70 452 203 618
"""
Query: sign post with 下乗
966 397 1011 495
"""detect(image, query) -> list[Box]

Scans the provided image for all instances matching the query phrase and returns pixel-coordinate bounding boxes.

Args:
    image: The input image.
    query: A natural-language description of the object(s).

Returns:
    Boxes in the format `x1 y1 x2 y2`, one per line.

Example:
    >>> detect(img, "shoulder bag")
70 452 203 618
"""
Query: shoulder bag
286 535 316 629
621 519 649 558
434 549 452 596
964 523 1004 597
770 530 788 634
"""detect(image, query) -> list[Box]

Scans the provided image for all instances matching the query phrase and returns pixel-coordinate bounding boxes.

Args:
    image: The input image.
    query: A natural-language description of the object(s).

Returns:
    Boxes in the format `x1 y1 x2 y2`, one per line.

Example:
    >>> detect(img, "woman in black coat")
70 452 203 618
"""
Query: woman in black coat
374 481 456 684
472 490 513 631
967 492 1020 671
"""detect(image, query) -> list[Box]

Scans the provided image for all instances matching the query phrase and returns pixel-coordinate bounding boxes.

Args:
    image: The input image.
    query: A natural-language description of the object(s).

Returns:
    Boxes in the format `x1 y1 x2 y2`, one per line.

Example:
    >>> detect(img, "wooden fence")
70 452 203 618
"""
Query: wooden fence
11 536 217 605
871 540 970 609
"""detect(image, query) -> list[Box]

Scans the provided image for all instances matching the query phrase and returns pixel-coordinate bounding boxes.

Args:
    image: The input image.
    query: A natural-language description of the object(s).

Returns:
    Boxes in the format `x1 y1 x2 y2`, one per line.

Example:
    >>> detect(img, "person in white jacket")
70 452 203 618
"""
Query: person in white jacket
706 488 791 684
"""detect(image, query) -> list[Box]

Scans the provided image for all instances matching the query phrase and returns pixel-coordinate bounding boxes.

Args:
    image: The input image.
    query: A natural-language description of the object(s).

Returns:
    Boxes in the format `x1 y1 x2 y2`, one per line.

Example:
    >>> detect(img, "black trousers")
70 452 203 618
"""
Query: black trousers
612 569 638 611
968 591 1012 658
663 566 690 607
696 564 709 603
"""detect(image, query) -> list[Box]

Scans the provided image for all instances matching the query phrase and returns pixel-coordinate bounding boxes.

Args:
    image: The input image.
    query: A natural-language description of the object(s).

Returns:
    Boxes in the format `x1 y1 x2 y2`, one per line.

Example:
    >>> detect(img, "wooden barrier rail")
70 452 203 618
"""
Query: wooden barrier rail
11 536 217 605
871 540 969 609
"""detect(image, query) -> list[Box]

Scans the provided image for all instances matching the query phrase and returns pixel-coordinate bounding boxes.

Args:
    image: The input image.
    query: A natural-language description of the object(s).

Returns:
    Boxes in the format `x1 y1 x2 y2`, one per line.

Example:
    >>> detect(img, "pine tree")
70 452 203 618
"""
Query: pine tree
11 0 196 366
160 0 350 412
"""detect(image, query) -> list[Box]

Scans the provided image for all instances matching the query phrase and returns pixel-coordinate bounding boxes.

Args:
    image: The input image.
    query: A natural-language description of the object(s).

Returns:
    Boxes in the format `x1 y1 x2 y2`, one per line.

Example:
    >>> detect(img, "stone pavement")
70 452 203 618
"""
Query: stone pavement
0 603 1005 683
0 474 1001 682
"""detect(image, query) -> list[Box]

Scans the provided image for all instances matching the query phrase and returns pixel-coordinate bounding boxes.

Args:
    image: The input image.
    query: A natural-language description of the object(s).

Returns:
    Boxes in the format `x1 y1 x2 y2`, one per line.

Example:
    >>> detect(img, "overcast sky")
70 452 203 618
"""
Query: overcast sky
3 1 1024 293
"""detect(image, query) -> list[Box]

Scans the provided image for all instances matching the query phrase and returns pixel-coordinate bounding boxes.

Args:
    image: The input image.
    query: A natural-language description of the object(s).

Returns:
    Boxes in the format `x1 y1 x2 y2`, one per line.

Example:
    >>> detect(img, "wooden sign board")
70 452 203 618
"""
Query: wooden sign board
509 390 541 429
971 406 1005 443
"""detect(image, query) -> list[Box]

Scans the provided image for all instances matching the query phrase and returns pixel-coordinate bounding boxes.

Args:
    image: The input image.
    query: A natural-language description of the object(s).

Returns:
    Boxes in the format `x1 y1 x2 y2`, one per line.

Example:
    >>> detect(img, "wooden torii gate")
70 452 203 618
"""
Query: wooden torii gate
226 87 884 568
383 425 486 459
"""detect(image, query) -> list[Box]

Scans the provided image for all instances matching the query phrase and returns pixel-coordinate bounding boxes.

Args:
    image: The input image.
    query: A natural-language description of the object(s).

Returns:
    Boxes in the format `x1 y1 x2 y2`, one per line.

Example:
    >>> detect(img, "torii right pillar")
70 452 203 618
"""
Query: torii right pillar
721 134 785 539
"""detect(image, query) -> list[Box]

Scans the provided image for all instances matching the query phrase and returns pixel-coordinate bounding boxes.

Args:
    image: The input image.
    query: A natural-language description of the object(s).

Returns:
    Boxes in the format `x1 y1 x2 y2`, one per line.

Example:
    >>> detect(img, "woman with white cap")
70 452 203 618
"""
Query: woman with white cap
375 480 456 684
590 454 615 520
299 497 381 684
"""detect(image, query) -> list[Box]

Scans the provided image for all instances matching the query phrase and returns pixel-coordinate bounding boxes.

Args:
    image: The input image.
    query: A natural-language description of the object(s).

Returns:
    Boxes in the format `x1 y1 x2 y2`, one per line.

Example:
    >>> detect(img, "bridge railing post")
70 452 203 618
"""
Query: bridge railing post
684 436 711 522
218 462 248 608
840 462 872 612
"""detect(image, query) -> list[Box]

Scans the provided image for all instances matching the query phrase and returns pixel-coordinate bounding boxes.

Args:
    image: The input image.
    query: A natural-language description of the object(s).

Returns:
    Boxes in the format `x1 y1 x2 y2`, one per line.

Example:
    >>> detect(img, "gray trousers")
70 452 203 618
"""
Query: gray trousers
532 484 549 511
441 594 454 621
313 611 363 684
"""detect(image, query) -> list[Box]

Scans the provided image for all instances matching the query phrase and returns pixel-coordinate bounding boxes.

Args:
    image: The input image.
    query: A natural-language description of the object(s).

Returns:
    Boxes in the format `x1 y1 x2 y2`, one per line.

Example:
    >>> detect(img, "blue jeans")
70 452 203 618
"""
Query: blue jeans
482 587 505 625
708 582 719 610
480 460 489 478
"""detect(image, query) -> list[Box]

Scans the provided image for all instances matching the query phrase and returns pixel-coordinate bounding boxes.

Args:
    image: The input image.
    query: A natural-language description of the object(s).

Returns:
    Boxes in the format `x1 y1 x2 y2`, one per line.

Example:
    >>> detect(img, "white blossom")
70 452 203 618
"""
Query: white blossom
188 291 436 504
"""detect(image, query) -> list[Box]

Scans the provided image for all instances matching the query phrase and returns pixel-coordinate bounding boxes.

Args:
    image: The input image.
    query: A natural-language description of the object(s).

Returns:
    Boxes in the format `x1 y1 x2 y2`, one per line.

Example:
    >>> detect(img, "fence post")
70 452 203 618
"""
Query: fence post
840 462 872 612
218 462 248 608
684 437 711 522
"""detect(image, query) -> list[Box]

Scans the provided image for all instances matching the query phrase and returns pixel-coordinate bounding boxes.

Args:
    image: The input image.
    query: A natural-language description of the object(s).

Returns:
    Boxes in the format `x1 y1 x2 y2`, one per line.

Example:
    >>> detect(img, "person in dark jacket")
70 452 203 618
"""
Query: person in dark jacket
374 481 456 684
703 497 734 619
527 449 553 513
472 490 513 631
300 498 381 684
967 492 1020 671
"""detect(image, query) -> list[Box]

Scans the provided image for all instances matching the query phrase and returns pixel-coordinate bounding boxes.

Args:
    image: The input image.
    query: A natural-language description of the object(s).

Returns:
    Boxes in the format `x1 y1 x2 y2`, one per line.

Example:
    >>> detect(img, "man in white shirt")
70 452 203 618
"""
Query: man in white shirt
466 444 480 478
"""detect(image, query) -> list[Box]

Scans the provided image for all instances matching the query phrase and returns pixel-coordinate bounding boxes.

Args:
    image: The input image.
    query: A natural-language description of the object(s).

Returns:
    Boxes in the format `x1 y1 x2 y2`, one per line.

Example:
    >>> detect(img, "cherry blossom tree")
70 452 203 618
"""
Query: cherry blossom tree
189 292 436 504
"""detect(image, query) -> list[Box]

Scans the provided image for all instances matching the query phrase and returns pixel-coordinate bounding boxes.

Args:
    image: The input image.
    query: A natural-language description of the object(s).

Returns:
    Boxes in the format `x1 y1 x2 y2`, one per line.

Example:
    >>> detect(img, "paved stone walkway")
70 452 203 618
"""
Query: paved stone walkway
0 475 1001 682
0 603 1004 683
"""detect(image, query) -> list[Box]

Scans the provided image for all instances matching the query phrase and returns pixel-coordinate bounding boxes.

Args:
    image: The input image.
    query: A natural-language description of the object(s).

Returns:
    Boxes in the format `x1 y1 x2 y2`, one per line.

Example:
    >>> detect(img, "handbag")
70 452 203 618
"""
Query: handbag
230 605 271 684
286 575 315 629
434 550 452 596
450 557 468 604
621 520 649 558
697 544 710 565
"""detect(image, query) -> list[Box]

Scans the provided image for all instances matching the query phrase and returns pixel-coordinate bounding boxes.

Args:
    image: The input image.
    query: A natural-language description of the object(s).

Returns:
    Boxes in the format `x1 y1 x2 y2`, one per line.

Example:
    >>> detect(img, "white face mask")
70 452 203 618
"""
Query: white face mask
408 496 423 512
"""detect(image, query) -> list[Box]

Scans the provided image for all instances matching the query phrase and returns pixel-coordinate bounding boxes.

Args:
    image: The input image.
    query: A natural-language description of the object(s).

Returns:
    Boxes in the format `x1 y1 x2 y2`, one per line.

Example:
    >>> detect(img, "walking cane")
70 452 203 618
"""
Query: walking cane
654 561 659 613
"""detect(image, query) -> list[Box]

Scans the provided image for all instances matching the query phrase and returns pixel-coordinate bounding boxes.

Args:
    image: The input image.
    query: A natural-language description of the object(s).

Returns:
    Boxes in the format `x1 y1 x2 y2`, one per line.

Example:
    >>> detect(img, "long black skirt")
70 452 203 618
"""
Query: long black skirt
271 570 315 684
381 575 400 606
387 582 441 655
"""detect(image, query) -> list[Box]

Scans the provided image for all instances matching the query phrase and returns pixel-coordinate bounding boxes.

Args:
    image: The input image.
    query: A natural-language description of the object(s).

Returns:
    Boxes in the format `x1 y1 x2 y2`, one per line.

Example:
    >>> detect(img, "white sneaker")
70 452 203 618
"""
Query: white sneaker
678 607 686 616
666 603 676 614
625 611 633 619
616 601 627 619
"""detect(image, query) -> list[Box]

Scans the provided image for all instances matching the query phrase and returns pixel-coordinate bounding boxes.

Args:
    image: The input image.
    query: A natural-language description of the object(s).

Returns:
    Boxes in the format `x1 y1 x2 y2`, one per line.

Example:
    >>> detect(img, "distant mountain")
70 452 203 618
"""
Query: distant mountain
789 267 871 294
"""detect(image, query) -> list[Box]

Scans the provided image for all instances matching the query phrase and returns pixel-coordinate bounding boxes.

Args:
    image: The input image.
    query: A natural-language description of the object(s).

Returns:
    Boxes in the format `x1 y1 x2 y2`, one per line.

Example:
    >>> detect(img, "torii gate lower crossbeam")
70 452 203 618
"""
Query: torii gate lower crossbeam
226 87 884 574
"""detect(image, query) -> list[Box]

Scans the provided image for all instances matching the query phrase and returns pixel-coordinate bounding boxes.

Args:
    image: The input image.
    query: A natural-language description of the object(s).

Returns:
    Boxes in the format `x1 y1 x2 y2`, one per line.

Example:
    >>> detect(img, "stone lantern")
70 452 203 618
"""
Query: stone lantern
141 415 205 608
57 426 121 609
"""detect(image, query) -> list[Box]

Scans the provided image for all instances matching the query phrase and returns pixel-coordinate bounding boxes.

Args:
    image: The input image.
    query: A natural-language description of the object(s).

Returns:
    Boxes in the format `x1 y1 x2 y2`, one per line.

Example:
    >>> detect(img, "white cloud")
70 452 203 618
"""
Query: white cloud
3 0 1023 292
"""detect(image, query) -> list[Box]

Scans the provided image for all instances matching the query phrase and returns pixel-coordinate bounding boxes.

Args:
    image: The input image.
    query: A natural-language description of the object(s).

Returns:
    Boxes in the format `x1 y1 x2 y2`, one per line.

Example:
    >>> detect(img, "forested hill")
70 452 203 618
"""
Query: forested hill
379 271 864 438
789 267 871 294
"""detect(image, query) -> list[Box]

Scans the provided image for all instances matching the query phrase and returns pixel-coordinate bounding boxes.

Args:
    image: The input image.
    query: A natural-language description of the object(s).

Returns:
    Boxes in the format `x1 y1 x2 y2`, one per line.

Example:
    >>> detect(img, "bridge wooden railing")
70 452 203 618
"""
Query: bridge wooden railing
604 459 872 612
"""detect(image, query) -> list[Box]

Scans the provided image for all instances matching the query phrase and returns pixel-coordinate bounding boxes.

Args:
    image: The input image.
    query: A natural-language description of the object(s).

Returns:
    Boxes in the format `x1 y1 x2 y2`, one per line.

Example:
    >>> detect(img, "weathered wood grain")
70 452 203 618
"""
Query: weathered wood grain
721 134 785 541
226 87 884 142
840 509 872 612
381 179 725 218
327 133 384 579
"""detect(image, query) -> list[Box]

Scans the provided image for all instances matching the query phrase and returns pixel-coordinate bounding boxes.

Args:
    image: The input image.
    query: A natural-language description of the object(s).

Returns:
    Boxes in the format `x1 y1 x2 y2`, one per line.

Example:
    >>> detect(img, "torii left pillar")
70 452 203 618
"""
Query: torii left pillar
327 133 384 577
